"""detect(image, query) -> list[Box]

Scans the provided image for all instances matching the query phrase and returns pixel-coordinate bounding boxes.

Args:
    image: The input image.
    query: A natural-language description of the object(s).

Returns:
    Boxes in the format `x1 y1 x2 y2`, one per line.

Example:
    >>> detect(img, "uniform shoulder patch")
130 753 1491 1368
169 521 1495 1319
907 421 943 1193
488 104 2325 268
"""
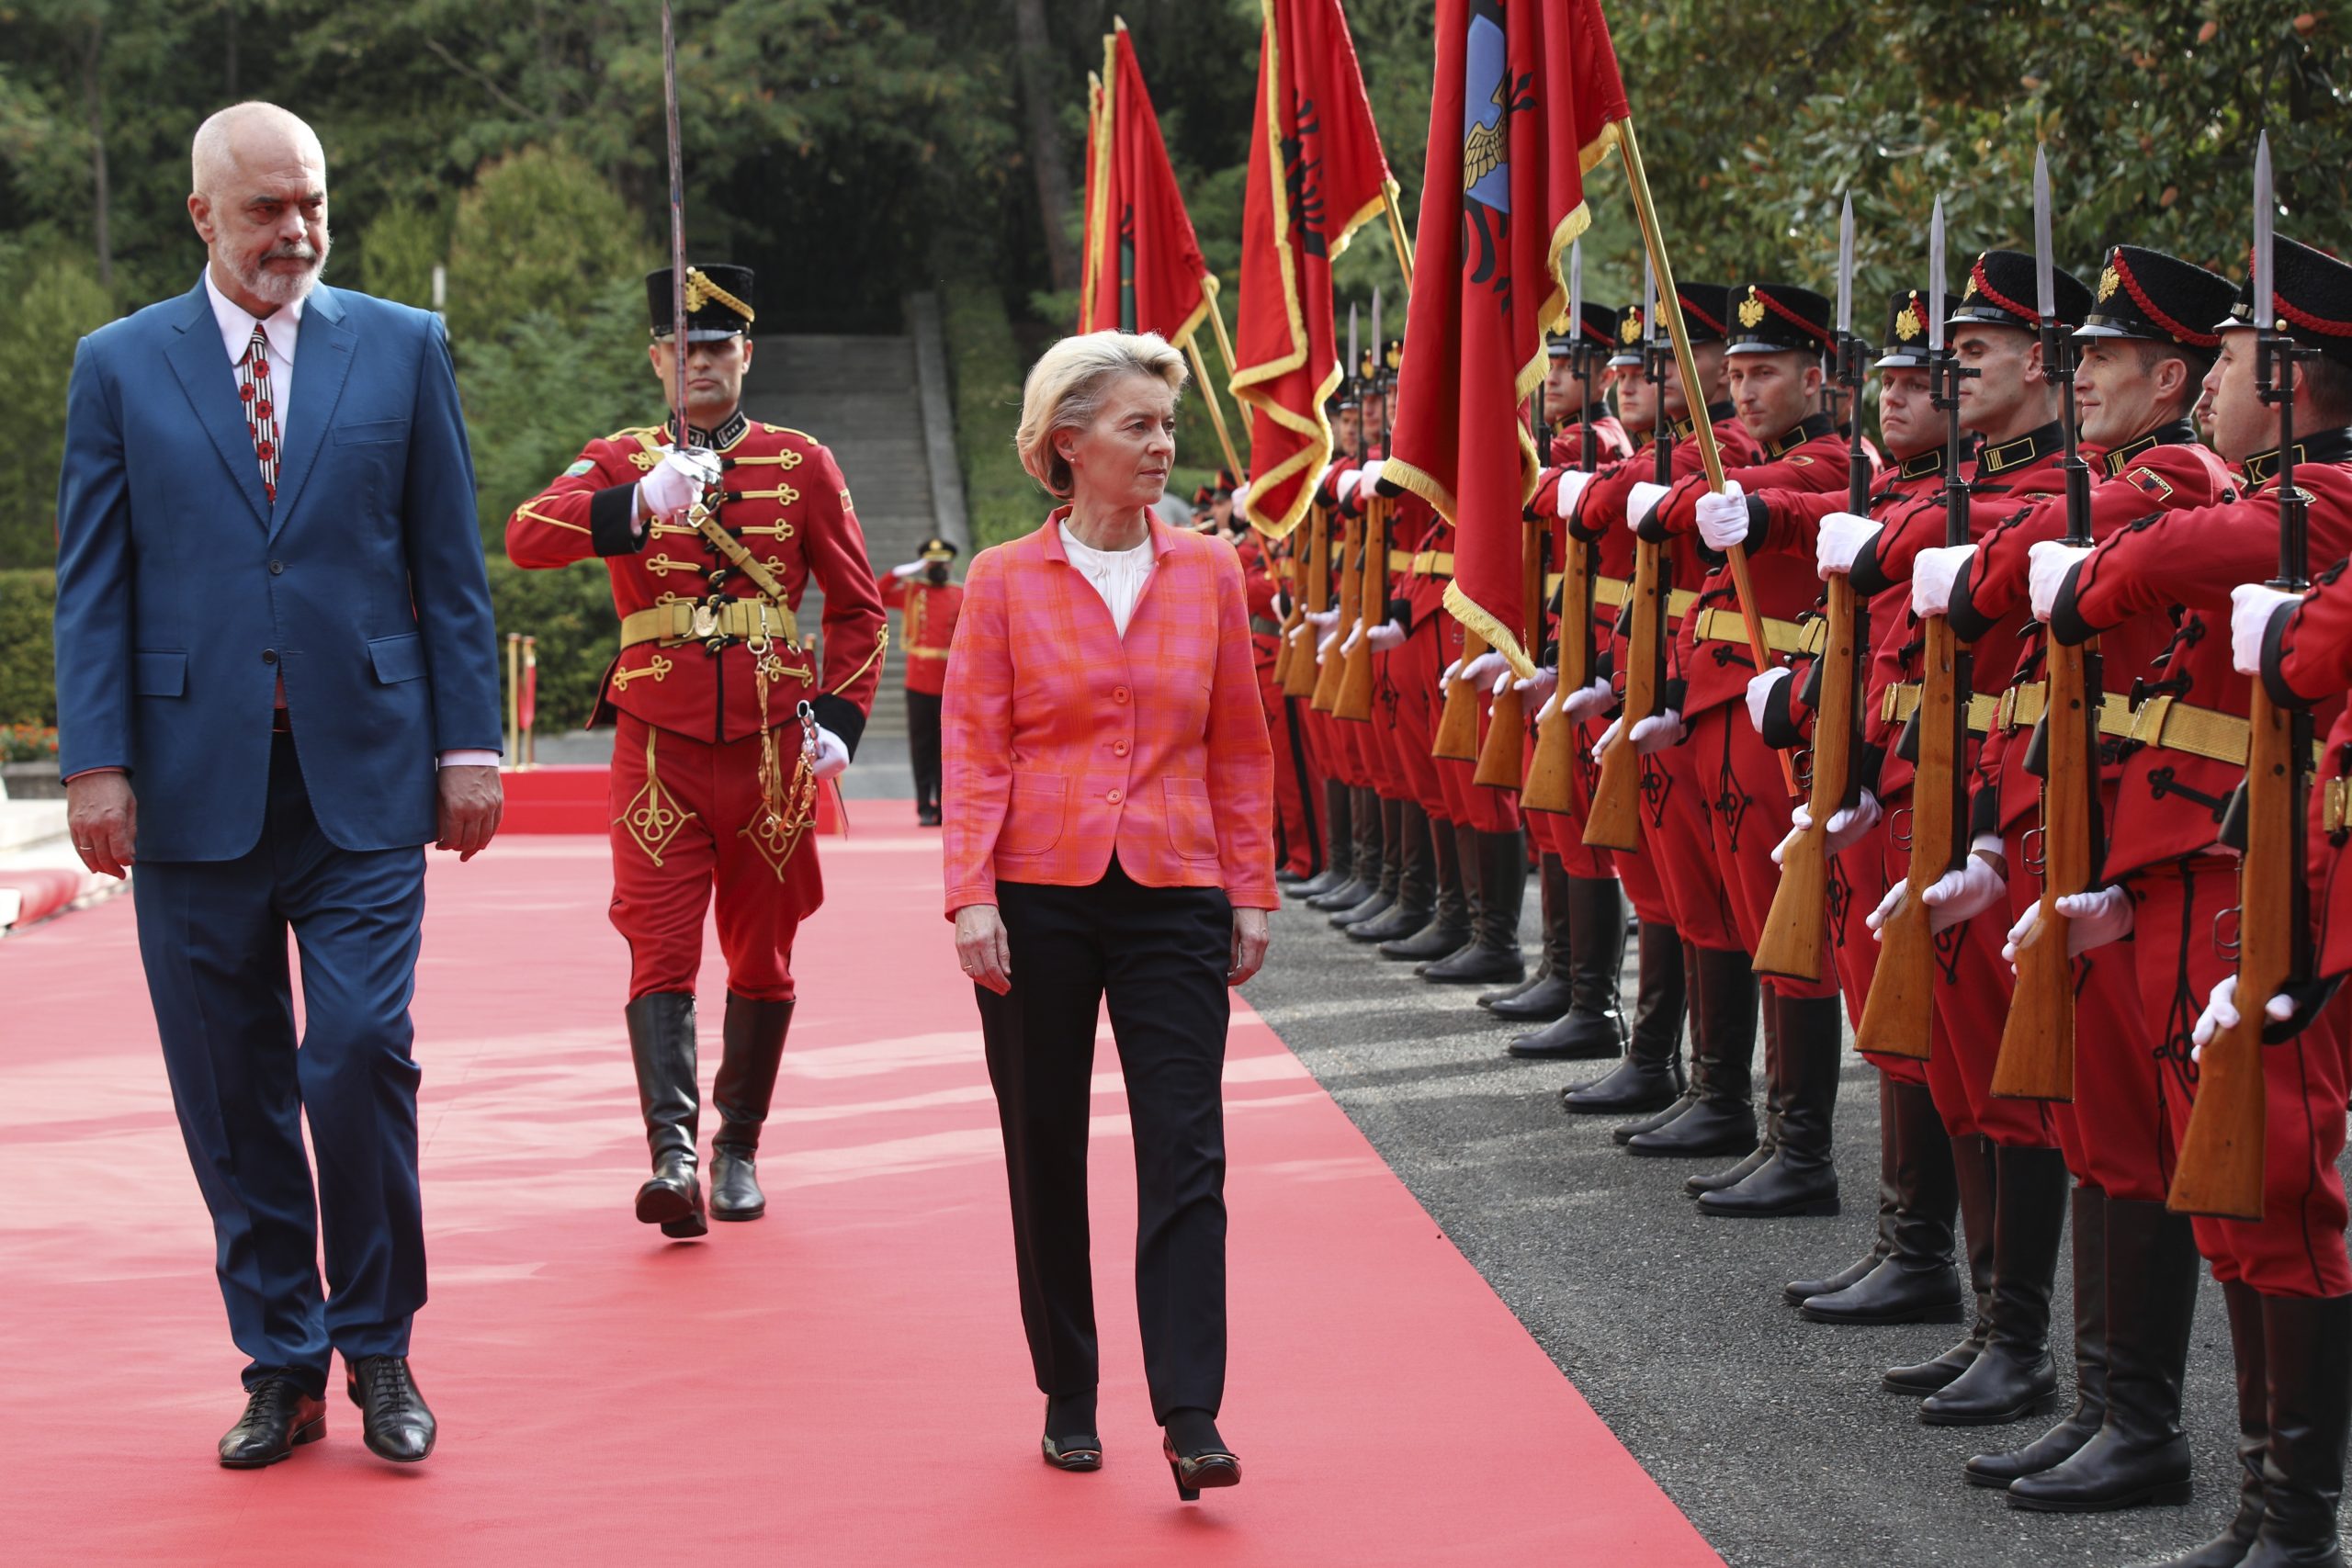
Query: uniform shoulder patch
563 458 596 478
2126 467 2176 502
1787 455 1815 467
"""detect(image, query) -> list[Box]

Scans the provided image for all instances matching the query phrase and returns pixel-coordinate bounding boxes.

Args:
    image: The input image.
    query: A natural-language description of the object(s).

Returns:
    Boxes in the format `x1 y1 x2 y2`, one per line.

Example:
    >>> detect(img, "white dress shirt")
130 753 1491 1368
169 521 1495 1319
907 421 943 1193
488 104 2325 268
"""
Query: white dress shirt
205 266 500 771
1061 521 1156 637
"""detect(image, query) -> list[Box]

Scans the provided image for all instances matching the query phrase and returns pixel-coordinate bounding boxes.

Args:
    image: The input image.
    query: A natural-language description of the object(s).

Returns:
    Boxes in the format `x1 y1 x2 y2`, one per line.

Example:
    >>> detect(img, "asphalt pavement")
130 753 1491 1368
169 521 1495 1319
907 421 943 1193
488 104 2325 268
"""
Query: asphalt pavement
1242 889 2341 1568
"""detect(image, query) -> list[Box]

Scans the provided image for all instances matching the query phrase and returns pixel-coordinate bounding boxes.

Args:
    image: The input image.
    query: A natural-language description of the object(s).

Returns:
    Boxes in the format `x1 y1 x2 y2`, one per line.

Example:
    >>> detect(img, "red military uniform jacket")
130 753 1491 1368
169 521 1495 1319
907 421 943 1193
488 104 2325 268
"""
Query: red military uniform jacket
1646 413 1860 718
1955 423 2235 835
507 412 888 748
878 574 962 696
2257 449 2352 978
1845 423 2070 801
2054 433 2352 882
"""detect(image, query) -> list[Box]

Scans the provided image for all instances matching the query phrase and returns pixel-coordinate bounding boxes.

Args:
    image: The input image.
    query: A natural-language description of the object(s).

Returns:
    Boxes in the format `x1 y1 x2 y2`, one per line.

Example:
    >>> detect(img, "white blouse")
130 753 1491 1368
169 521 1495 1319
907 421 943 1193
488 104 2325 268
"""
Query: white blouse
1059 521 1157 637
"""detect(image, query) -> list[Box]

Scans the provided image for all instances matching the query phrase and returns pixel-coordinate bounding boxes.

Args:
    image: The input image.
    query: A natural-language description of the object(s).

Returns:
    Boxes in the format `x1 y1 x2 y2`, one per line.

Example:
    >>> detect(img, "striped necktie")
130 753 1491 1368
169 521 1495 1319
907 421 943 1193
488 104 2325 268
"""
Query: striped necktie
237 323 279 502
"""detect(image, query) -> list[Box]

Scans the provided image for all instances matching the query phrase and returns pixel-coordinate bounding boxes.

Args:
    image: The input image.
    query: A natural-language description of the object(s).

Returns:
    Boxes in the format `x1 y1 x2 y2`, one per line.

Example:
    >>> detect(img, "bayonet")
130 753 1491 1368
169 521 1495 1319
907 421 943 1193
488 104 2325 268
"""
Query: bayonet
1568 239 1584 340
1928 198 1947 357
1835 194 1855 339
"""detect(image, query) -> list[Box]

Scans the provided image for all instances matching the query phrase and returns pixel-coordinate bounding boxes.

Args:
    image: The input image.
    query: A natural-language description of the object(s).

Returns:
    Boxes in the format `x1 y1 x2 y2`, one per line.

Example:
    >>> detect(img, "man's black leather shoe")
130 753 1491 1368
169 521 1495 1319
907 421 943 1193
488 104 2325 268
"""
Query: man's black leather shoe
218 1377 326 1468
346 1355 436 1463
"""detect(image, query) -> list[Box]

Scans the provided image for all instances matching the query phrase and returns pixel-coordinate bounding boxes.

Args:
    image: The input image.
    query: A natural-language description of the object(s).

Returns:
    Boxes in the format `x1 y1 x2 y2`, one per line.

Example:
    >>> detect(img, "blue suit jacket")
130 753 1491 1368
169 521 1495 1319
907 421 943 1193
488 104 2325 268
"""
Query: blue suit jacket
54 279 503 861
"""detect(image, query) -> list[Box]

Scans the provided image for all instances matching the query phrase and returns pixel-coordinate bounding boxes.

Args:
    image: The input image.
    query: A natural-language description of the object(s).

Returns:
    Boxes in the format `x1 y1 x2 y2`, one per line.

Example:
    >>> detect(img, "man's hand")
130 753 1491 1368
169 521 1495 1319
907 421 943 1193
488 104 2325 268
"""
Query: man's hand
435 764 503 861
1816 512 1882 580
1744 666 1791 736
1626 480 1671 535
1510 665 1558 705
1561 677 1615 723
2231 581 2301 677
1919 843 2007 933
636 448 720 525
955 903 1013 994
65 771 137 878
891 558 927 579
1366 621 1408 652
1458 650 1509 690
1229 907 1271 987
2028 540 2093 623
1772 789 1882 866
811 727 851 781
1555 468 1596 518
1695 480 1750 551
1911 544 1973 617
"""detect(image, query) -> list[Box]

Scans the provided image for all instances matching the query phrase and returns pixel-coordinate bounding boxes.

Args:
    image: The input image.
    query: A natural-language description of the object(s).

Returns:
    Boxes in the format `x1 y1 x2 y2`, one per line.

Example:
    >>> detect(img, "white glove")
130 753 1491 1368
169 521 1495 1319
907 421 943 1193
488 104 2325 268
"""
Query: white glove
1357 458 1385 495
811 726 850 781
1232 481 1252 512
2189 975 2297 1059
2000 883 2132 965
637 447 721 523
1816 511 1882 581
1306 607 1340 630
1911 544 1973 618
1626 480 1671 534
1562 677 1615 723
1631 707 1685 753
1917 840 2007 933
1460 650 1509 689
2232 581 2301 677
1695 479 1750 551
1773 789 1881 865
1335 468 1364 504
1511 665 1559 704
891 559 927 579
1438 658 1463 691
1366 621 1407 652
1744 666 1791 736
1594 715 1624 754
2028 540 2093 623
1340 621 1365 656
1555 468 1597 518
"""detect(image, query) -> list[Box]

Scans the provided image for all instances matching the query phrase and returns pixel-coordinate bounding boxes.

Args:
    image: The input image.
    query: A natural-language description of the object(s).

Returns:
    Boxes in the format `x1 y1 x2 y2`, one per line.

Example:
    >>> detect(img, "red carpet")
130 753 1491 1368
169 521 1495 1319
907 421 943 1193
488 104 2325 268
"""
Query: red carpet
0 807 1721 1567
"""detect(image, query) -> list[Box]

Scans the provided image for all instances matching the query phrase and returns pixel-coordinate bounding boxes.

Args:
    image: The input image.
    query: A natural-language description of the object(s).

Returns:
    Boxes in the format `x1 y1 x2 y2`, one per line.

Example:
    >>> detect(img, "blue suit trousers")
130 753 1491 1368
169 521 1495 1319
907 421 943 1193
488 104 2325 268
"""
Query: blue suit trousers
134 734 428 1396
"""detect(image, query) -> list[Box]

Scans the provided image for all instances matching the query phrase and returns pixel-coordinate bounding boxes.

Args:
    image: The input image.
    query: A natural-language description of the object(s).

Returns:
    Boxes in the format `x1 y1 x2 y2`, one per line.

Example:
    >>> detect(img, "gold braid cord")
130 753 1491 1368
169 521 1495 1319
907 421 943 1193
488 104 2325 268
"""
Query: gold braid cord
741 620 820 881
617 728 695 866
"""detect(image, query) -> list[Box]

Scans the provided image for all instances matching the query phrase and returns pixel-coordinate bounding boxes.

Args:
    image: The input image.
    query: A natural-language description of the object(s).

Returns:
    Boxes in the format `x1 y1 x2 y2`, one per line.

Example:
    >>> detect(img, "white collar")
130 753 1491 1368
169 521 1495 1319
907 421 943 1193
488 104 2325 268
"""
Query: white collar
203 265 306 367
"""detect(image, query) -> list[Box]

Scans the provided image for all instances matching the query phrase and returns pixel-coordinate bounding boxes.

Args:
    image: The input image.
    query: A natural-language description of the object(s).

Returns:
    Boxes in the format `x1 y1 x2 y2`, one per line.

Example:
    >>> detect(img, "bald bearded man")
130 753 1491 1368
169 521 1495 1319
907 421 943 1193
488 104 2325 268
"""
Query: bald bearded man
54 102 503 1469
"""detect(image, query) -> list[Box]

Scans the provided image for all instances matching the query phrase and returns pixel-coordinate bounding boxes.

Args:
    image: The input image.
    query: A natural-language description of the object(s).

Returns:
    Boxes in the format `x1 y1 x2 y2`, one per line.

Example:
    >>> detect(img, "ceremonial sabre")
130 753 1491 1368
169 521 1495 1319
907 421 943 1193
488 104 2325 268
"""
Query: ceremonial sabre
662 0 692 457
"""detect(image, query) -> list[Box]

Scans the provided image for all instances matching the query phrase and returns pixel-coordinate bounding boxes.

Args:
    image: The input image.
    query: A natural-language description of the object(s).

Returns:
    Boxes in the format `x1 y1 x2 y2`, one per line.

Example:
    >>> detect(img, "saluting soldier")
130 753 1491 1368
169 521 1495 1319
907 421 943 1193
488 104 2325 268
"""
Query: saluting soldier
1940 246 2239 1507
506 265 888 1237
879 536 963 827
1643 281 1862 1219
2044 237 2352 1566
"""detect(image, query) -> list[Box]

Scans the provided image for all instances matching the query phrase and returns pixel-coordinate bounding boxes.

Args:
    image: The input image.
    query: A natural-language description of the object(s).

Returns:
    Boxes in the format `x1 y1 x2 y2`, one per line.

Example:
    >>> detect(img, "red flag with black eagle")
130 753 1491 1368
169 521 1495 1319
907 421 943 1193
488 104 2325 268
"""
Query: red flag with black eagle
1231 0 1397 539
1385 0 1629 673
1079 22 1217 350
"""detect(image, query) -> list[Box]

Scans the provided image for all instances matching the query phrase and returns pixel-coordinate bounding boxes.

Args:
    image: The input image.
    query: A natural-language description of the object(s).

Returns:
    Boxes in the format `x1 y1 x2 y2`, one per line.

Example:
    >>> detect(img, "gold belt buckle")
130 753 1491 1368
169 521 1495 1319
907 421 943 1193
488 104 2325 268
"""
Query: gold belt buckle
691 602 719 642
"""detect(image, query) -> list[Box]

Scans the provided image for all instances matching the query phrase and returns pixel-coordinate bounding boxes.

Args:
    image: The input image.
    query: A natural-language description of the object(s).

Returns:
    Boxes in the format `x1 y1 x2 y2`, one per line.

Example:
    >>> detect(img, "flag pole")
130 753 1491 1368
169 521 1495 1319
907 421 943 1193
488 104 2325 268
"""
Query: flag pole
1186 334 1247 483
1382 185 1415 293
1204 276 1242 389
1079 72 1104 330
1613 117 1792 794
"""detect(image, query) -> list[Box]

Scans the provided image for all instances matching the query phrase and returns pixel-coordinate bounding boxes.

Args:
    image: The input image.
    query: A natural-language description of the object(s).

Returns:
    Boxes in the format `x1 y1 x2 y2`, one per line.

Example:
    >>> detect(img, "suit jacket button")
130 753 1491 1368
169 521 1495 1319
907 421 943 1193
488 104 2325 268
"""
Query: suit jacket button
1113 686 1130 704
268 559 285 575
262 649 278 664
1113 740 1129 757
1106 788 1123 805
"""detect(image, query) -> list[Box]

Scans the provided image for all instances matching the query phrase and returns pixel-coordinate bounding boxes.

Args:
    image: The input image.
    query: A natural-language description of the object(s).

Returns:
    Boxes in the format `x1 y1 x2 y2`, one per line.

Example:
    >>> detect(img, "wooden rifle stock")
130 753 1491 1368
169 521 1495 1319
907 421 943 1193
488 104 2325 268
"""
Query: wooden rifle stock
1752 575 1857 983
1281 506 1329 698
1992 636 2094 1100
1474 518 1544 787
1310 506 1358 713
1432 622 1487 761
1523 530 1592 814
2168 685 2295 1221
1333 497 1383 721
1853 614 1962 1061
1581 536 1660 852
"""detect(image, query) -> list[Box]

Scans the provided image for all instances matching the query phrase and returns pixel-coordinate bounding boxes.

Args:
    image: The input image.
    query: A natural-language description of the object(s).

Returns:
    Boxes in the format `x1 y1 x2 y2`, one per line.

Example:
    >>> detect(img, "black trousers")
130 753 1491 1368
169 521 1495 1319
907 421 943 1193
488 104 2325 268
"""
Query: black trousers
976 860 1232 1419
906 688 943 813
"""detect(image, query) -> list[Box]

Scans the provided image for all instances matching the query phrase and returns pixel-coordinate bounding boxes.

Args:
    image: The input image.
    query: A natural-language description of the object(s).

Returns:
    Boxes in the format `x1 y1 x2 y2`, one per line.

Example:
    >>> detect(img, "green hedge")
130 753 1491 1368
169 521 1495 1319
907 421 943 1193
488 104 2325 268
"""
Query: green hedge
940 278 1039 550
0 571 55 728
0 564 617 739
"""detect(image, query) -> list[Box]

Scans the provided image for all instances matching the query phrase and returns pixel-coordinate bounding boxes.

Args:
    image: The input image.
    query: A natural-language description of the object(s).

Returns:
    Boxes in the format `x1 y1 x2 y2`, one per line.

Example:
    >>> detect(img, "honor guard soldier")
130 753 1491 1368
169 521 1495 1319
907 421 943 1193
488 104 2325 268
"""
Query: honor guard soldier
506 264 888 1237
2048 235 2352 1566
880 536 963 826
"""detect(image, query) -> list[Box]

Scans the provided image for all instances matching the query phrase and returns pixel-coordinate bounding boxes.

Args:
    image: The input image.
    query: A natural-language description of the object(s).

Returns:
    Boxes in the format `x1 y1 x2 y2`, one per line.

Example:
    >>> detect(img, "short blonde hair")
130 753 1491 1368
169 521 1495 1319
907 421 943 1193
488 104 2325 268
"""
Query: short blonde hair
1015 331 1189 498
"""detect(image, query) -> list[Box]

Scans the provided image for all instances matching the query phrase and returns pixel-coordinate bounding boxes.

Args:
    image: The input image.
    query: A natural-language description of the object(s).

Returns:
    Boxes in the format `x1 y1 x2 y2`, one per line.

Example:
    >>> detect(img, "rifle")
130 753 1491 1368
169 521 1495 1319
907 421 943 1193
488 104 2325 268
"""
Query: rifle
1335 292 1387 722
1526 248 1600 814
2171 132 2308 1222
1476 371 1549 786
1854 197 1972 1062
1311 500 1359 714
1994 151 2097 1100
1278 503 1326 695
1583 259 1669 852
1755 196 1862 985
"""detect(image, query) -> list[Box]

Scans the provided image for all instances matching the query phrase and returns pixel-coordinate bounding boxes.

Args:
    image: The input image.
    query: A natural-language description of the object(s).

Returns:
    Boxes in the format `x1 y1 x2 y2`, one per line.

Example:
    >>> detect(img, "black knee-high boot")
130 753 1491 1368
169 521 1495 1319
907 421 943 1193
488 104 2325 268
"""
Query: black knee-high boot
1291 780 1352 898
627 992 707 1239
1884 1130 1997 1393
1566 920 1685 1114
709 994 792 1221
1508 873 1627 1054
1800 1078 1962 1324
1919 1145 2069 1425
1626 945 1758 1157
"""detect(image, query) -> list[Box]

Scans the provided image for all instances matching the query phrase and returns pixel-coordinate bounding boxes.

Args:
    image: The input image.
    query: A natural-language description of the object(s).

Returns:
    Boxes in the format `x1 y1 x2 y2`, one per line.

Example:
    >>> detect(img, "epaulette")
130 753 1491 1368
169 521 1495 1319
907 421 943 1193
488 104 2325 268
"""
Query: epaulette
757 422 823 446
602 425 667 471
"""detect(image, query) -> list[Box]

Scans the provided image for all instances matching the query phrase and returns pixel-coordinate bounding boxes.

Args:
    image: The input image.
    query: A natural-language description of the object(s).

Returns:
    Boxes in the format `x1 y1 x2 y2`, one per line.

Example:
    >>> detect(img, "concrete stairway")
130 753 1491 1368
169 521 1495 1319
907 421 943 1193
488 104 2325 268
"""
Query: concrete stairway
741 333 932 744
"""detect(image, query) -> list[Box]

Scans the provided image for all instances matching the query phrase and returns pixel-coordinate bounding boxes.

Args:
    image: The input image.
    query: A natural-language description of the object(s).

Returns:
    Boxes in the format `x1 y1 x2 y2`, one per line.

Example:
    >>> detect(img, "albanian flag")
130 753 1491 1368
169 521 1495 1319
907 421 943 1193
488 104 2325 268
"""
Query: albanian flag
1079 22 1216 349
1385 0 1629 674
1231 0 1397 539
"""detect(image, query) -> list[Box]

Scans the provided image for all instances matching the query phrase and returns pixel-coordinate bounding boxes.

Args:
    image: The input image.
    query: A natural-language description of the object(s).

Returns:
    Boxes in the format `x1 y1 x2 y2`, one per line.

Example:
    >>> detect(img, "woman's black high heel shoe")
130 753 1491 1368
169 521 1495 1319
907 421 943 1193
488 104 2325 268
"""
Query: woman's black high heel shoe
1040 1393 1101 1472
1161 1409 1240 1501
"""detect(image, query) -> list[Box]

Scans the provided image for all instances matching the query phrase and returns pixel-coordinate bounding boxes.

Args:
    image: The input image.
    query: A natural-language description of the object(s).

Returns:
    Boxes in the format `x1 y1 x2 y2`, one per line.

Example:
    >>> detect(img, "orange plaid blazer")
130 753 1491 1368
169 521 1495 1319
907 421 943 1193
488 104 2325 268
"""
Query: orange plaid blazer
941 511 1277 916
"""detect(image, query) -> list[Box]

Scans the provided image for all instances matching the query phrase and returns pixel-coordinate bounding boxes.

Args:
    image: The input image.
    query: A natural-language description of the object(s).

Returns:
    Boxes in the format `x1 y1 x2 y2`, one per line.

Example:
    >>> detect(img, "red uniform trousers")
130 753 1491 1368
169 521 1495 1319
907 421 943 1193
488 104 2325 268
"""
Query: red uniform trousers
1998 812 2166 1200
1877 784 2056 1148
1833 825 1928 1088
1630 730 1744 952
1521 719 1617 877
2126 858 2352 1298
1386 624 1453 822
1690 705 1838 1002
1259 659 1317 878
1427 609 1521 833
608 712 814 1005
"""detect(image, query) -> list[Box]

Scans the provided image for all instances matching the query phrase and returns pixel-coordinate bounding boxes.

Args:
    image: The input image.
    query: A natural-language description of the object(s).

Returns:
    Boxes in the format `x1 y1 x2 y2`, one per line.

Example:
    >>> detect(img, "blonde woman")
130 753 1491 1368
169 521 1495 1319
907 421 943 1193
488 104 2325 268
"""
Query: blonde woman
941 332 1276 1498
